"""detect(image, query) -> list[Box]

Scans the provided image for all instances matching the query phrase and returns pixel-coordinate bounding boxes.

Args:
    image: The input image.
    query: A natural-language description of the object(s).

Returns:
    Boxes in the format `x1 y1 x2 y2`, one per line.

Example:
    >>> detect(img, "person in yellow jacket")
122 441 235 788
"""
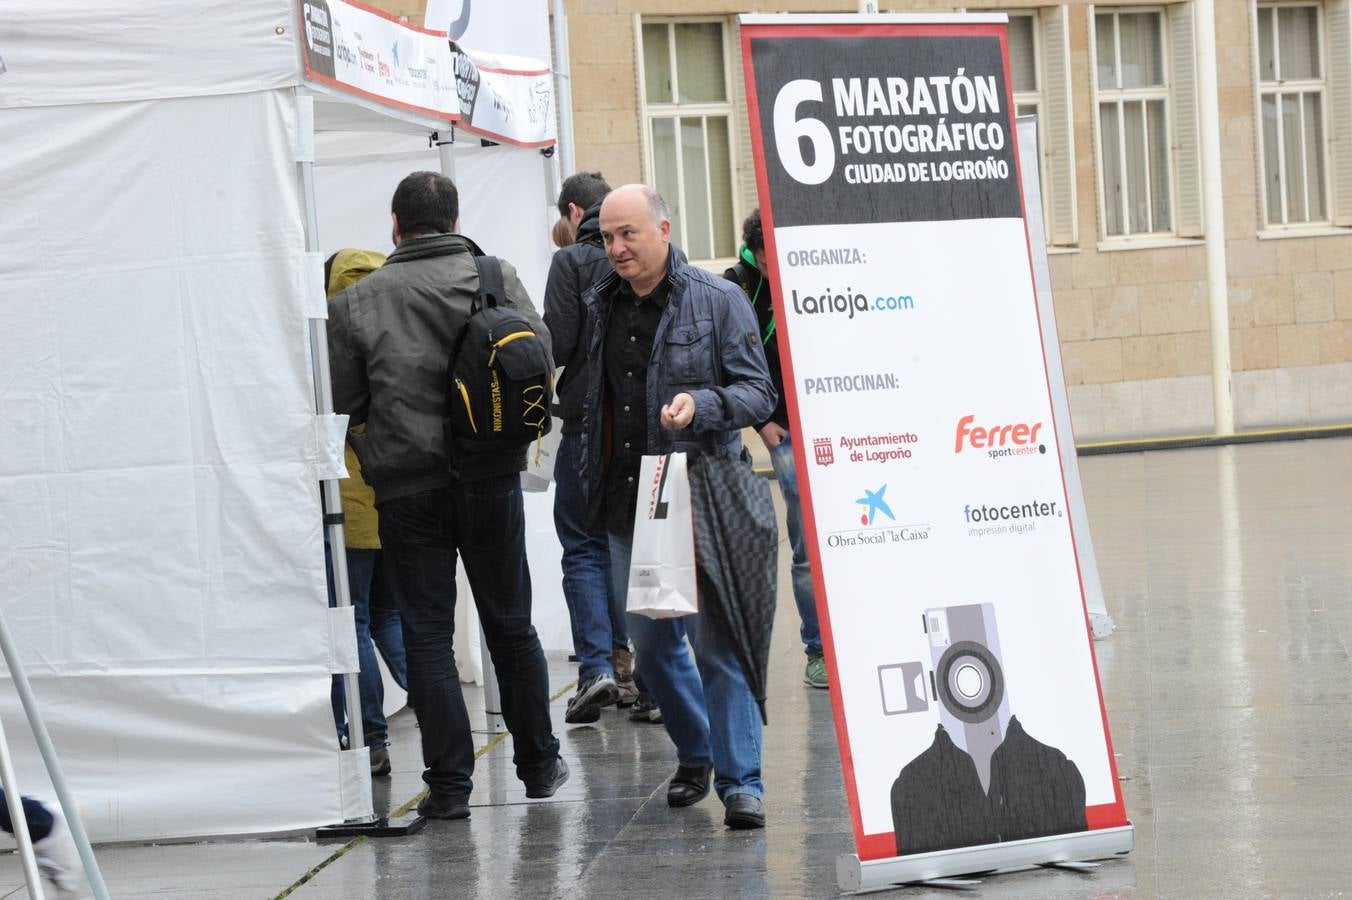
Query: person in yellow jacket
326 249 408 777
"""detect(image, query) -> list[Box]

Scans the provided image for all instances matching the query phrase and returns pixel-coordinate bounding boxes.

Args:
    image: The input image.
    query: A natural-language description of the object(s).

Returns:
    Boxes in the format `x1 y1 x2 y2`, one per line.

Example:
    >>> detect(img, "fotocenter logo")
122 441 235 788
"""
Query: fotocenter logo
962 496 1063 538
824 484 931 549
788 284 916 320
954 414 1047 460
813 431 918 467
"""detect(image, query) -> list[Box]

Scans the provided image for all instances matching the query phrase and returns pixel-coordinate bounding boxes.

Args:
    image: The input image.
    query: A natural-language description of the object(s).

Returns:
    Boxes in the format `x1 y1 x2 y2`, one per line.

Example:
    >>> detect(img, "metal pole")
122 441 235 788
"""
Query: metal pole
0 613 107 899
0 712 46 899
434 133 504 727
296 90 368 769
857 0 878 13
550 0 576 176
1194 0 1235 435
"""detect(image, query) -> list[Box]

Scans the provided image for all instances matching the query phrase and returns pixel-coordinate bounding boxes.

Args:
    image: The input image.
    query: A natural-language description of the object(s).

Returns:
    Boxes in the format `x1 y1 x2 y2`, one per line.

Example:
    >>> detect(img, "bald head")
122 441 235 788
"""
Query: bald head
600 184 672 296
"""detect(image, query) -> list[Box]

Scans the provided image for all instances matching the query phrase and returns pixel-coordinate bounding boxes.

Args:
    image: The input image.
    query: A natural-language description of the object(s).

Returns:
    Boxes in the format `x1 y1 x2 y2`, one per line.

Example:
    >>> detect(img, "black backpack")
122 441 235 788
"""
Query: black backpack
444 255 554 461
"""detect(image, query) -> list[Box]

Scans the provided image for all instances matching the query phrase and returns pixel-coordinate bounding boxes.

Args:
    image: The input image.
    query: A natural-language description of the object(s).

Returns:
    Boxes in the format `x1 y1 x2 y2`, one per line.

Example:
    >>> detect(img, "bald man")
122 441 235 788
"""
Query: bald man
574 184 776 829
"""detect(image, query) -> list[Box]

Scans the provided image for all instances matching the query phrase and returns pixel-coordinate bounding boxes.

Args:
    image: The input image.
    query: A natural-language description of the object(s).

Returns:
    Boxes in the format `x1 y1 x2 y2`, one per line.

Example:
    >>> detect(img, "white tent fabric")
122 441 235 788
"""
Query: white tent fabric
0 85 358 840
0 0 564 842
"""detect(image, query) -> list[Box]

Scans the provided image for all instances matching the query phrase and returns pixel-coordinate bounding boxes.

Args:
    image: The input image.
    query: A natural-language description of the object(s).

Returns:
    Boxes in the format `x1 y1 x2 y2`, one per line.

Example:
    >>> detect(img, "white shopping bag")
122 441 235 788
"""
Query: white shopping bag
627 452 698 619
520 419 563 493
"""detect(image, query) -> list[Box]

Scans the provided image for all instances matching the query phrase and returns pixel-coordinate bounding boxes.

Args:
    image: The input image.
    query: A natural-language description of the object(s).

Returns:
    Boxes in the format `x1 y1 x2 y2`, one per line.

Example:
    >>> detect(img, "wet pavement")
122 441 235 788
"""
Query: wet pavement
4 437 1352 897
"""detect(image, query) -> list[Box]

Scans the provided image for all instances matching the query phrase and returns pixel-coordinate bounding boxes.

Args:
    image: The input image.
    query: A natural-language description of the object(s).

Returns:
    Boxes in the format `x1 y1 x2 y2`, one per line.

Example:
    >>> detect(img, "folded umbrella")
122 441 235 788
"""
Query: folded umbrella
688 452 779 724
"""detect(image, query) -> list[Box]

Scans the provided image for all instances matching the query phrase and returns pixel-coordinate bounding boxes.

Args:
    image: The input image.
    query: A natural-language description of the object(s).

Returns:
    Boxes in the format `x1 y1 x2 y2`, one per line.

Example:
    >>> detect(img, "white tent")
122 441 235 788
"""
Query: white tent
0 0 566 842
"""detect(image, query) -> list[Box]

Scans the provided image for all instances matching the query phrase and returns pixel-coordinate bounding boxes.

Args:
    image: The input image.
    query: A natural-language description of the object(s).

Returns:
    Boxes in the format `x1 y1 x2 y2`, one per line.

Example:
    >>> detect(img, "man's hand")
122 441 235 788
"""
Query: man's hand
660 393 696 430
758 421 787 448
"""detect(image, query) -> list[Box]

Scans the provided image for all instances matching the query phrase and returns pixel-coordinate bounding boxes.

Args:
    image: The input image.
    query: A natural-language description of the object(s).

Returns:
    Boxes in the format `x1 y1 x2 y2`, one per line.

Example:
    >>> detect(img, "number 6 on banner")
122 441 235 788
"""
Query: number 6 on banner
773 79 835 185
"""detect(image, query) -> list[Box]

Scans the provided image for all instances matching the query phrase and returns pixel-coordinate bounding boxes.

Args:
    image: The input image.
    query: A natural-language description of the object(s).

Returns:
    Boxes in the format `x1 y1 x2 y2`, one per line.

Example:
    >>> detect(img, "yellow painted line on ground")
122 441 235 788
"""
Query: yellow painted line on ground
1075 422 1352 451
274 678 580 899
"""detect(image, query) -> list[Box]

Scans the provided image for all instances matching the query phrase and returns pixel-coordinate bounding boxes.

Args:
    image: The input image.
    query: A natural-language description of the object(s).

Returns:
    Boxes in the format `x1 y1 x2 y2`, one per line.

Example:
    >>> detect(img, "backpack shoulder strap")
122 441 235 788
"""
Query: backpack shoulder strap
473 254 506 310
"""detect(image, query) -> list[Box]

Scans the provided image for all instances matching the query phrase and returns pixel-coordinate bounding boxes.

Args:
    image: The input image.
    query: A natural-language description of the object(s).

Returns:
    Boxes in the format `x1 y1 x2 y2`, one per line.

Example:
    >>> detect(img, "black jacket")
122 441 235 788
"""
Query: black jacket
328 233 550 502
578 246 775 528
544 204 612 433
723 258 789 430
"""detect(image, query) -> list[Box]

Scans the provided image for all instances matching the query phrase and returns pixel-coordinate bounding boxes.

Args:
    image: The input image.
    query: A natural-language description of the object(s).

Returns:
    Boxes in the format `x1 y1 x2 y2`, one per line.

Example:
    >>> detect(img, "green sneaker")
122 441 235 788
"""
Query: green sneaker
803 654 828 689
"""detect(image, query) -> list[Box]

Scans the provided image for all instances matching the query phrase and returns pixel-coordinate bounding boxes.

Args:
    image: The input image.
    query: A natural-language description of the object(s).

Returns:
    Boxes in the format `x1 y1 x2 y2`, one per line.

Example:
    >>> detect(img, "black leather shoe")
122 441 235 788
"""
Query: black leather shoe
525 757 570 799
723 793 765 829
417 792 470 820
666 763 713 808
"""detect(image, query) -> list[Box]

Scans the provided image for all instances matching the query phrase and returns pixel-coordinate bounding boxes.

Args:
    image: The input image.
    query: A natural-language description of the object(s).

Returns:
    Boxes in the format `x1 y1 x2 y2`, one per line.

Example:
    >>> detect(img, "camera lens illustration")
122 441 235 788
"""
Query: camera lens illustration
935 640 1004 724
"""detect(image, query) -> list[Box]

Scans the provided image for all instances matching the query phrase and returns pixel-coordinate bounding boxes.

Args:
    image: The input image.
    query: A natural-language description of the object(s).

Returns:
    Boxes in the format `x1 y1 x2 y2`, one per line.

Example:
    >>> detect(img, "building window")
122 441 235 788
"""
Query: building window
1006 7 1079 247
638 18 738 261
1257 2 1330 226
1092 8 1174 238
1009 12 1051 230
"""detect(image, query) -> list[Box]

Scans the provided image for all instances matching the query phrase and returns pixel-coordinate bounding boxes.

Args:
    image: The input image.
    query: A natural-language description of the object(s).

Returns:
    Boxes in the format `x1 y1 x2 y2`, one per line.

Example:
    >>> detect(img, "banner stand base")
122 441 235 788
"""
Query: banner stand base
316 812 427 839
837 824 1134 892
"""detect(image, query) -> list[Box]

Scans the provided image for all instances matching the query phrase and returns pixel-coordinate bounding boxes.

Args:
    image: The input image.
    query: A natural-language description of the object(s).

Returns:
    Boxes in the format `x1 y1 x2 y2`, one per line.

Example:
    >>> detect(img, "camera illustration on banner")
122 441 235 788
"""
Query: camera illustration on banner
878 603 1088 856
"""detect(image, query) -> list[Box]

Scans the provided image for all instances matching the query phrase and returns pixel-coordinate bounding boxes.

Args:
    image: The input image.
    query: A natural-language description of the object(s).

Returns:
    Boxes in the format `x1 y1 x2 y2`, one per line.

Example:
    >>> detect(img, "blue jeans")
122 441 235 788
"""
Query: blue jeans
554 431 627 680
610 533 764 801
327 545 407 748
379 478 560 798
769 435 822 658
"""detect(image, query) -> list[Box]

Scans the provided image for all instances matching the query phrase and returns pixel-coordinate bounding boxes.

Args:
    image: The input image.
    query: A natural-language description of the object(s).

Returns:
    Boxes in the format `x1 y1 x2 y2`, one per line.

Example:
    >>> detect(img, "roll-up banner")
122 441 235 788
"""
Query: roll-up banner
738 15 1131 889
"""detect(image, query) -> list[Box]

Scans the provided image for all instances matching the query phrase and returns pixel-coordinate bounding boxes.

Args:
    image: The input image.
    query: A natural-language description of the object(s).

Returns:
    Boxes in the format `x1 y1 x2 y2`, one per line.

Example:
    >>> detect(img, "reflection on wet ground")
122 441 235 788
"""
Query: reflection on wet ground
5 439 1351 898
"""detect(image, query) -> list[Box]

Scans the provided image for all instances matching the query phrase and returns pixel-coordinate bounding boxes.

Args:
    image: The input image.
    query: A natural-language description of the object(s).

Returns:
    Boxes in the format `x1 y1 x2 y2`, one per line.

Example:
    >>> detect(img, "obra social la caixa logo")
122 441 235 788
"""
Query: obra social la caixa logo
954 414 1048 460
822 483 931 549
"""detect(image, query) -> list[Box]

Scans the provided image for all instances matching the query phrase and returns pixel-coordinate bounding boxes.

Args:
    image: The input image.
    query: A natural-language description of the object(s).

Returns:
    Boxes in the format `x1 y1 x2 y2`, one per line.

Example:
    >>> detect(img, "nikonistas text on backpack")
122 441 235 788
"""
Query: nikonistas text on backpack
444 255 553 467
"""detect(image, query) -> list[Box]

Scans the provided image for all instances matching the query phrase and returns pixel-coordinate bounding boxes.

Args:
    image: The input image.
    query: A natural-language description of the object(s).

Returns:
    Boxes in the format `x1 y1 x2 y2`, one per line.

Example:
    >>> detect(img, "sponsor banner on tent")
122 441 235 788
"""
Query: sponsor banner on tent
740 16 1128 867
449 43 555 148
300 0 556 146
301 0 458 120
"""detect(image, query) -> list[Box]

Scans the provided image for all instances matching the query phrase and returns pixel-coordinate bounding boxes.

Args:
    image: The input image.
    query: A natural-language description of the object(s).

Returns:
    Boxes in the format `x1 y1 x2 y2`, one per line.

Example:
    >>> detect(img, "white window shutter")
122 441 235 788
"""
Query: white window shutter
1327 0 1352 225
733 26 758 234
1041 5 1078 245
1169 2 1204 237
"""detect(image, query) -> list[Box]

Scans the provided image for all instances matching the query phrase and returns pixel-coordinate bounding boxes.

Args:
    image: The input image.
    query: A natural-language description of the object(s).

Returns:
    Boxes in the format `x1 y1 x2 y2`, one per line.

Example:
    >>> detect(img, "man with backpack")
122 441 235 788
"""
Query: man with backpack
545 172 649 724
327 171 567 820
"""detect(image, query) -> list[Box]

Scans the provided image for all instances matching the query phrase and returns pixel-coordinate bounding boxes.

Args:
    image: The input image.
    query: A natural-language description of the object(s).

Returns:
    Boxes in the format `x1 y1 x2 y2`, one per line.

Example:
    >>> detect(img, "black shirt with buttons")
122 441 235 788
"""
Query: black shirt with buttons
604 277 670 536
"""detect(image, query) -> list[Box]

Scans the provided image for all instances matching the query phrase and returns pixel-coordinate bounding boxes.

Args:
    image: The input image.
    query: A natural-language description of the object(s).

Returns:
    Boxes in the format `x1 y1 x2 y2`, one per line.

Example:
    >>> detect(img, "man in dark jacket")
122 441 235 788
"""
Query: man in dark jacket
328 171 567 820
578 184 776 829
723 209 825 690
544 172 640 724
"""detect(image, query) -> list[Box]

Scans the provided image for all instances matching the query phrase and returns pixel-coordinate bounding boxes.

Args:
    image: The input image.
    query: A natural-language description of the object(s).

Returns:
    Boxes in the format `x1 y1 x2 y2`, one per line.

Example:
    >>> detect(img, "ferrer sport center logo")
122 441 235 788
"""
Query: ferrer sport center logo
953 414 1047 461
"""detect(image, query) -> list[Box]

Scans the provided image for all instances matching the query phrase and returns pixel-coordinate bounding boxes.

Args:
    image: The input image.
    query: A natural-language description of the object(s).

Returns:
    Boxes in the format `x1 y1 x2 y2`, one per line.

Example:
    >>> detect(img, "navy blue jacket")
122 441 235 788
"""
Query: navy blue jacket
577 245 776 522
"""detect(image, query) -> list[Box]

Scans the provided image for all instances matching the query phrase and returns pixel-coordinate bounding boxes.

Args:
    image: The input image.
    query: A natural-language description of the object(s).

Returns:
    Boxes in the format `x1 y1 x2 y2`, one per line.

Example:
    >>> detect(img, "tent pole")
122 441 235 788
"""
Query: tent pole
296 91 369 789
0 685 50 899
550 0 576 176
435 131 506 727
0 610 109 899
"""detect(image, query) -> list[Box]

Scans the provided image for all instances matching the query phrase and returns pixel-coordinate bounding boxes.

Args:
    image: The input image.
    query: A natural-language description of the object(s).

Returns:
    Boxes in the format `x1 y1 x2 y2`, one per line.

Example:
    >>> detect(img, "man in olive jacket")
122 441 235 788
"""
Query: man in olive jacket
327 172 567 820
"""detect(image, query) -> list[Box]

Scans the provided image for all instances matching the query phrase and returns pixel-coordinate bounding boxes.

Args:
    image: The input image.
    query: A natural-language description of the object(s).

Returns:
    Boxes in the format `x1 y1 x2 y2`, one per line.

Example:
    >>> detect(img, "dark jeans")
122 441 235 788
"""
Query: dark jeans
0 790 53 842
554 431 627 680
379 477 560 799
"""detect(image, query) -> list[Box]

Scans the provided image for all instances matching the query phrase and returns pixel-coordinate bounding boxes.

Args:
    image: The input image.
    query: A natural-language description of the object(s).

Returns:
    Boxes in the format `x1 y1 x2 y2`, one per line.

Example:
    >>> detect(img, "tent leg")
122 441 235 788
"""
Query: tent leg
0 708 48 899
0 610 109 899
296 89 427 839
432 130 505 736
